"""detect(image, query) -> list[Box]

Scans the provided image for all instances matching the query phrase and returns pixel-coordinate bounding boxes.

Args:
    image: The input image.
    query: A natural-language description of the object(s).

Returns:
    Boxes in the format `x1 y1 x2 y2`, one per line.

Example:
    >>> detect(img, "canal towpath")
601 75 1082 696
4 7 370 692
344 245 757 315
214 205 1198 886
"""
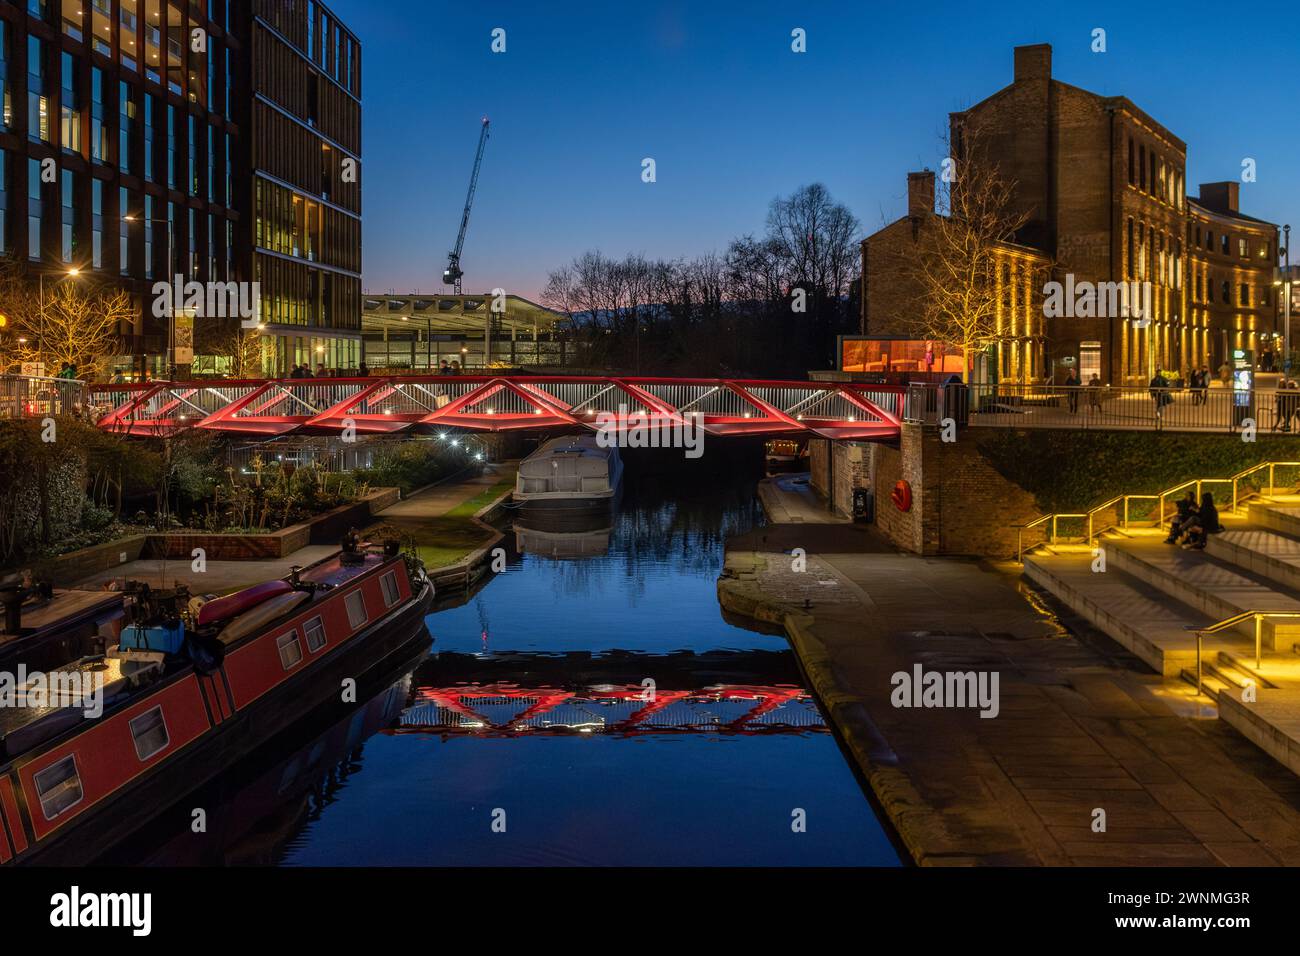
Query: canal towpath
718 474 1300 866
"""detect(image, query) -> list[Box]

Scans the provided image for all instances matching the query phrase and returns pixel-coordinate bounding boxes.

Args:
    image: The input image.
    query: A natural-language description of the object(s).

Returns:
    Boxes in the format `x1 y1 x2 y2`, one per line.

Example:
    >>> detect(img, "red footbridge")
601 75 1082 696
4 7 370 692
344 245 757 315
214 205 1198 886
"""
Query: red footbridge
86 375 906 441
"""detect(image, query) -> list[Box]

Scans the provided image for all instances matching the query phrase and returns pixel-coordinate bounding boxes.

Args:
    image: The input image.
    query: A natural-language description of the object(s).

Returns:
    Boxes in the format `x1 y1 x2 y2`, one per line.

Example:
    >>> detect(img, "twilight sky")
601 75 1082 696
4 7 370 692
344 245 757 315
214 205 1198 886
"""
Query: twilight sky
327 0 1300 302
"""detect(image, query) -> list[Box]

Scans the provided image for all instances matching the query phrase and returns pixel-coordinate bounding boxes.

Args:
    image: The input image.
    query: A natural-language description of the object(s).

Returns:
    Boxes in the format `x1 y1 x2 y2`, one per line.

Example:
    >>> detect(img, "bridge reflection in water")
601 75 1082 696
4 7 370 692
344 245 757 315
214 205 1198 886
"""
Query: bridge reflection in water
398 649 825 738
400 653 824 738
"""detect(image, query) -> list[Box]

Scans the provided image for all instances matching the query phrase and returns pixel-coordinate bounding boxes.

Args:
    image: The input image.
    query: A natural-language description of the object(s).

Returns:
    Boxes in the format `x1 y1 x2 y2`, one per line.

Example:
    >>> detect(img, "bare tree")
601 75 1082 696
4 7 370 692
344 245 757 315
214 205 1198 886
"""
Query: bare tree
2 268 133 377
196 323 264 378
904 122 1035 375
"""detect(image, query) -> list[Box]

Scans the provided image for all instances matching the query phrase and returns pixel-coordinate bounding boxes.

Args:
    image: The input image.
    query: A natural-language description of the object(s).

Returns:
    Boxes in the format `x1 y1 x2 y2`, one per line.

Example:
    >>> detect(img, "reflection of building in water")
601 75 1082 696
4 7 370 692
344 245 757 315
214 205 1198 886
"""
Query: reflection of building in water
513 514 613 559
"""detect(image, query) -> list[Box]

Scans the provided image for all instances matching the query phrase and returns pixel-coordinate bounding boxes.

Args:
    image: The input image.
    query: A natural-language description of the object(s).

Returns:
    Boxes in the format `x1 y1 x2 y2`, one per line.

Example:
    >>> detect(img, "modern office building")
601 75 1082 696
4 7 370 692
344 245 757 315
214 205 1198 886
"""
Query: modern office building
0 0 361 378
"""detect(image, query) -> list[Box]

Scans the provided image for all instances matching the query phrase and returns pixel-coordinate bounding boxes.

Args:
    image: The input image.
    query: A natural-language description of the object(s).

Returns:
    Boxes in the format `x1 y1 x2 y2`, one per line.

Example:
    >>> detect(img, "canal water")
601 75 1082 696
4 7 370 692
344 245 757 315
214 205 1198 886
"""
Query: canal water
108 451 900 866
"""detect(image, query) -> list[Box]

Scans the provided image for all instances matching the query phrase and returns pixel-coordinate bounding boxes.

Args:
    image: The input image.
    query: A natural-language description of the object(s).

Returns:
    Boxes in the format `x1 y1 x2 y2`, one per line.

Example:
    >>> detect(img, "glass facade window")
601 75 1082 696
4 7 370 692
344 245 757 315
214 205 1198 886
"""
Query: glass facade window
189 14 206 105
0 21 9 130
92 178 103 269
61 169 75 263
143 194 154 278
166 104 175 188
27 158 42 259
119 186 131 274
61 0 84 40
91 68 107 163
166 1 182 95
188 114 197 195
91 0 112 56
119 82 135 172
143 95 154 182
60 52 80 154
28 36 48 143
167 200 175 277
144 0 162 85
120 0 139 72
0 151 7 254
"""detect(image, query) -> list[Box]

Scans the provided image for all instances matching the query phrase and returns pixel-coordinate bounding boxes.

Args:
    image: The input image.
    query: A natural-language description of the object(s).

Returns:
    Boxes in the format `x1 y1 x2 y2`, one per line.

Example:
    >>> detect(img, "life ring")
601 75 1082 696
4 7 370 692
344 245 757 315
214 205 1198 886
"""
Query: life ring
891 480 913 512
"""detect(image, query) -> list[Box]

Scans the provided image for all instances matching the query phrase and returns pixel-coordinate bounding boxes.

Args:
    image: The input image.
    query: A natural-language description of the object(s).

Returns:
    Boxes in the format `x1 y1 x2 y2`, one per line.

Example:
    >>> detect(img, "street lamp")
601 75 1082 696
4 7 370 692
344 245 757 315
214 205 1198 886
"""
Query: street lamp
1276 225 1292 375
1285 225 1292 376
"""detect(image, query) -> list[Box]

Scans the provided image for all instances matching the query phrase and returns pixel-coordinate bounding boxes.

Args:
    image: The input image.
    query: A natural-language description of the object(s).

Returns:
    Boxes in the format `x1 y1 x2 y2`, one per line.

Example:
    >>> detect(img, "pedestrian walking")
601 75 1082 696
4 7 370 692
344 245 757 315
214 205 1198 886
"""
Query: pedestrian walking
1064 368 1081 413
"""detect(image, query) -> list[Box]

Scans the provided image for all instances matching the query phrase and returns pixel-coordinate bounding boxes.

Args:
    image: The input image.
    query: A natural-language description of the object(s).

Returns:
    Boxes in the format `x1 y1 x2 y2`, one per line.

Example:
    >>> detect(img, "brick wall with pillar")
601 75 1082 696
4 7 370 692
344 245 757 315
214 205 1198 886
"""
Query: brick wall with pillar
811 427 1047 557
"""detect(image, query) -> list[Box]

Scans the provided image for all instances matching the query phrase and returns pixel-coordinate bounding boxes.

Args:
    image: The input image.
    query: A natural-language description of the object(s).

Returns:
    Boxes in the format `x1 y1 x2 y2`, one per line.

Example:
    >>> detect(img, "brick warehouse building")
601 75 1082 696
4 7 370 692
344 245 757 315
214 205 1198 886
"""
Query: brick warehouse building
0 0 362 378
862 43 1281 385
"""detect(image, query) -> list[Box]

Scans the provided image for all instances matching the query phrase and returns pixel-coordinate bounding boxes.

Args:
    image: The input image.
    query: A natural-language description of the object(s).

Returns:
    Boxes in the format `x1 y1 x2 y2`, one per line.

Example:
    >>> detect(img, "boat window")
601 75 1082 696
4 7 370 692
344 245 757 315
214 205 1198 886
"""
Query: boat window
380 570 401 608
303 616 327 653
345 589 367 629
33 755 84 820
277 631 304 670
129 706 169 761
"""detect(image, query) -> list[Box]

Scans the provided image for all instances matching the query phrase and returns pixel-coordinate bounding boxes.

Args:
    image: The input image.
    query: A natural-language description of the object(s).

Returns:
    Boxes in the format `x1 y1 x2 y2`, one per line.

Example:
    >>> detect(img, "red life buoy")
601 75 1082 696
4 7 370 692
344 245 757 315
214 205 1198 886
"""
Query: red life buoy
891 480 913 512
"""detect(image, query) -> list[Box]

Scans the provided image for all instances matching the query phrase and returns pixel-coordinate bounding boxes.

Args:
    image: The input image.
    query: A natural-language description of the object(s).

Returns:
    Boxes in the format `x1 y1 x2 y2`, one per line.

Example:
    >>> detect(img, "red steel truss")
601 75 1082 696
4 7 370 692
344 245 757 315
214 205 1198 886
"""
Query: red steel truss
88 375 905 441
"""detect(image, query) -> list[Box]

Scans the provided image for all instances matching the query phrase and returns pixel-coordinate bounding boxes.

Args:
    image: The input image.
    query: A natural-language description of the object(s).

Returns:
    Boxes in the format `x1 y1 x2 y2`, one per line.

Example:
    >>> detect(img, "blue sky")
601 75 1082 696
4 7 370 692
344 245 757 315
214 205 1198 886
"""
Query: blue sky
327 0 1300 300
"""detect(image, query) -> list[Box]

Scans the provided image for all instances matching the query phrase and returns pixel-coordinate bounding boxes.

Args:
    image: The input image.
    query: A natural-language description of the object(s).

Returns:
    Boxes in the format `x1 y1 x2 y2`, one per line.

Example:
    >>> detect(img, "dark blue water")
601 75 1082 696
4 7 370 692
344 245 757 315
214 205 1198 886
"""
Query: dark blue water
273 463 900 866
109 459 899 866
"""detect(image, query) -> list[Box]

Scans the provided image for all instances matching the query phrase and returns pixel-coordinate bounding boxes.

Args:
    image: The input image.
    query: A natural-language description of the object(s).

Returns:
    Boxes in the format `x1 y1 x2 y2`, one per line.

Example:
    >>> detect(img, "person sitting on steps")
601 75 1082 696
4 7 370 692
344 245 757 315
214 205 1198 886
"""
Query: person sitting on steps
1165 491 1198 544
1180 492 1222 550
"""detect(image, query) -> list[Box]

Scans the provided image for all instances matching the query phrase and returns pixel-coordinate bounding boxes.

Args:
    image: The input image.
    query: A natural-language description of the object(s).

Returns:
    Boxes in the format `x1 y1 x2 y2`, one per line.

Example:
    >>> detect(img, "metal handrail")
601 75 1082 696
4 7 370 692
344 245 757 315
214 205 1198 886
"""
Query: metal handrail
1186 610 1300 695
1014 460 1300 562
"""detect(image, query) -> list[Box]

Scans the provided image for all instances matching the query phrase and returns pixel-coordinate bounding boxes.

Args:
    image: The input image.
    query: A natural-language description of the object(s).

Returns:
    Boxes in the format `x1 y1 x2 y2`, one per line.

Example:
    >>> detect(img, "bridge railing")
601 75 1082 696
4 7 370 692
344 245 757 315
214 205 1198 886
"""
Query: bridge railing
903 382 970 426
0 374 87 420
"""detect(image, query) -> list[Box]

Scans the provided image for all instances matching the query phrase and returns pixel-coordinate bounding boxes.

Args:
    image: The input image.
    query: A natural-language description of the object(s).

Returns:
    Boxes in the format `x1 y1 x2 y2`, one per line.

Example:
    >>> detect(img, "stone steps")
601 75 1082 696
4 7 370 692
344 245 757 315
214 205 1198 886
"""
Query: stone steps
1025 498 1300 783
1210 526 1300 594
1022 550 1223 676
1105 537 1300 650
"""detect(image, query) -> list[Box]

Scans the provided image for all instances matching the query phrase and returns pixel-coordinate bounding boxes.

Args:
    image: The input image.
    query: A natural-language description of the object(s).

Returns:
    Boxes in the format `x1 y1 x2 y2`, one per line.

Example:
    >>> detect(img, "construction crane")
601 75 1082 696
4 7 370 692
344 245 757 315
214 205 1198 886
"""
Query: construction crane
443 117 491 294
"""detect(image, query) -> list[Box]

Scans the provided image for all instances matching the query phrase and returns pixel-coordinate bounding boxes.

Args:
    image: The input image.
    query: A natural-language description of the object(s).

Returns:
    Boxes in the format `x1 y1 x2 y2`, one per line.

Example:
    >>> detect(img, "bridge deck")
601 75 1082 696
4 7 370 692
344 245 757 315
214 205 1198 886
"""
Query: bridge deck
86 375 907 441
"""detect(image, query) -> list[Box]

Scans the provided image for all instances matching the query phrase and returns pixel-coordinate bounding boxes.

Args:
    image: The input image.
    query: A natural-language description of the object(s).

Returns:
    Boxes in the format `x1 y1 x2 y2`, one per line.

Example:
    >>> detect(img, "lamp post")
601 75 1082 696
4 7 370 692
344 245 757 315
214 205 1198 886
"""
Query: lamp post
1285 225 1292 376
124 214 176 379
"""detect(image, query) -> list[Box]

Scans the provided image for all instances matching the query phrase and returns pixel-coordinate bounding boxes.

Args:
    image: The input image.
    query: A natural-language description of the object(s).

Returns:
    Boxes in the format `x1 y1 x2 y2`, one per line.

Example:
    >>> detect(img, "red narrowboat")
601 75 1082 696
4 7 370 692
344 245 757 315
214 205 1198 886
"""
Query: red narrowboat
0 543 433 866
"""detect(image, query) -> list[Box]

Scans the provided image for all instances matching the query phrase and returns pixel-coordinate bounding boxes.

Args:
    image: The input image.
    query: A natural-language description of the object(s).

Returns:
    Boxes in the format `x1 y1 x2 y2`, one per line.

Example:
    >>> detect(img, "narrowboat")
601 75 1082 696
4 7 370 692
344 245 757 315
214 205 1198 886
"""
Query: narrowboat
514 434 623 514
0 539 433 866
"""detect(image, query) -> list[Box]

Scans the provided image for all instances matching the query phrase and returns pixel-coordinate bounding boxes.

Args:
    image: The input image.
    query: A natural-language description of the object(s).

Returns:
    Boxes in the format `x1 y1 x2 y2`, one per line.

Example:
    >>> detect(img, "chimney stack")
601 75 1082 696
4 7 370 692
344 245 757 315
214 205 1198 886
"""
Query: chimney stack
908 171 935 218
1198 182 1240 215
1014 43 1052 83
